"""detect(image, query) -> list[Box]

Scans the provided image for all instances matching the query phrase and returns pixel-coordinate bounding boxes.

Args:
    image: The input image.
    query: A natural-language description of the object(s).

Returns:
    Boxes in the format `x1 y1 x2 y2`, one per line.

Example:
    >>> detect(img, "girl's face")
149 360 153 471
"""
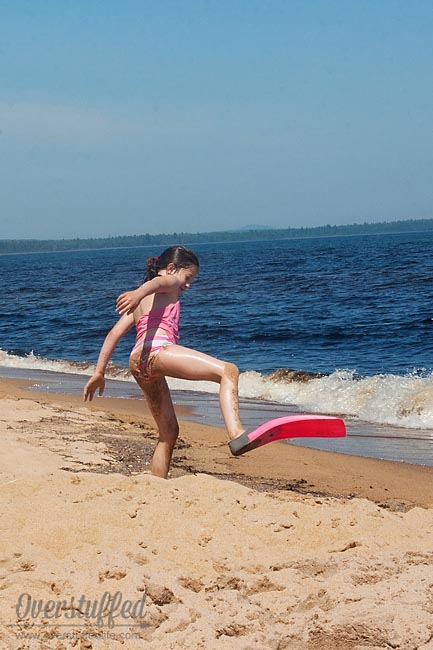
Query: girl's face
175 265 198 292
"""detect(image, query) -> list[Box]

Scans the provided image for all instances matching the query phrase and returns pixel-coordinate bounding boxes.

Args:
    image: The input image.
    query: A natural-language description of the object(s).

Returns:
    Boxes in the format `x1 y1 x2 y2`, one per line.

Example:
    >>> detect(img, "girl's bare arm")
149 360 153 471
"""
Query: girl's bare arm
116 275 179 315
83 313 134 401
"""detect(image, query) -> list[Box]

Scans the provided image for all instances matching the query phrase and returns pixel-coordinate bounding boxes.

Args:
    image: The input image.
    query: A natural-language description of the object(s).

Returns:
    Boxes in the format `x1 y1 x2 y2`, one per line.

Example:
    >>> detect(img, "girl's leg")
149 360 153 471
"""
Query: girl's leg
134 375 179 478
153 345 245 440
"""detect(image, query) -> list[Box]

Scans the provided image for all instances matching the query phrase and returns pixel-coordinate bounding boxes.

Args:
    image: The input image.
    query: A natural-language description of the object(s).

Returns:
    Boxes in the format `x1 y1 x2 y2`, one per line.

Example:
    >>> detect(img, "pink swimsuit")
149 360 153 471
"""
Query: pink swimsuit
130 301 180 380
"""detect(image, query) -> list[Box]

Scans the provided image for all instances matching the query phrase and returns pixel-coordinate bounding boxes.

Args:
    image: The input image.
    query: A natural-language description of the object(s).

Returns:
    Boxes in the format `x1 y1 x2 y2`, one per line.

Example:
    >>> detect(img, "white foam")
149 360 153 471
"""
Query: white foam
162 369 433 430
0 349 90 374
245 369 433 431
1 350 433 431
0 349 128 380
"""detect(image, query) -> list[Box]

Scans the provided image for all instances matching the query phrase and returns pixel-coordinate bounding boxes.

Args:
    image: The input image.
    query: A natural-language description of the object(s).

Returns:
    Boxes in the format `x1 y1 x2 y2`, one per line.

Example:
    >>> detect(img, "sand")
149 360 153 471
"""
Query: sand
0 377 432 650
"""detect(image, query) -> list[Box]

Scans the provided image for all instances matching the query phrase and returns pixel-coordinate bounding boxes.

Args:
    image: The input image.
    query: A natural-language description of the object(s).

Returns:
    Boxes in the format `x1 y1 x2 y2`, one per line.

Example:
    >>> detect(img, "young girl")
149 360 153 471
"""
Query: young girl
83 245 246 478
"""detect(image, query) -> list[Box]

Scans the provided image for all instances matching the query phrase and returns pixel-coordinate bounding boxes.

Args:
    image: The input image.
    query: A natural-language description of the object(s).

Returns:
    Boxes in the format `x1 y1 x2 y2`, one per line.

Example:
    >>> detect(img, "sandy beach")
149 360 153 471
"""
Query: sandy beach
1 376 432 649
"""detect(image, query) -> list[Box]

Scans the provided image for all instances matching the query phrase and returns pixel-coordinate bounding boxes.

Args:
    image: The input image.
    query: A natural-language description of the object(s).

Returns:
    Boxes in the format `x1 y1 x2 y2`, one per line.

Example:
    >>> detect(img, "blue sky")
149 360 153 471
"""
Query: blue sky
1 1 432 239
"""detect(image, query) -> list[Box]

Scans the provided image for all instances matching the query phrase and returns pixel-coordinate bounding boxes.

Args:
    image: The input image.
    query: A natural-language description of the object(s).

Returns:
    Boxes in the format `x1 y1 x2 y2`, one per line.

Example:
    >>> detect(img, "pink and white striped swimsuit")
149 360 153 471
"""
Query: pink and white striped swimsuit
130 301 180 380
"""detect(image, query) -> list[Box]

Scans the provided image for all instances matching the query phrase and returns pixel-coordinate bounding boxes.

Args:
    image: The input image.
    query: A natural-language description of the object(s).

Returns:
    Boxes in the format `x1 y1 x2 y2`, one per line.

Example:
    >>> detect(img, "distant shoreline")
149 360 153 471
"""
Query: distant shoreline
1 217 433 255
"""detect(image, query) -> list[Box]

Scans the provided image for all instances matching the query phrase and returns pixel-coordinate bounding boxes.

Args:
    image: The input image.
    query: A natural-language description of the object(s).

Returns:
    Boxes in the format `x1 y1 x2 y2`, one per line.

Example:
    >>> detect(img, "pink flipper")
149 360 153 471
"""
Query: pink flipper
228 415 346 456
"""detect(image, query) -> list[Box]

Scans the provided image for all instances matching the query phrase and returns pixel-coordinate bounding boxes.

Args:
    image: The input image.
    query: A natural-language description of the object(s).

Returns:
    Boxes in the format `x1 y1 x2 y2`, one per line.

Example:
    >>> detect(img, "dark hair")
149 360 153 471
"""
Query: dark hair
144 245 199 282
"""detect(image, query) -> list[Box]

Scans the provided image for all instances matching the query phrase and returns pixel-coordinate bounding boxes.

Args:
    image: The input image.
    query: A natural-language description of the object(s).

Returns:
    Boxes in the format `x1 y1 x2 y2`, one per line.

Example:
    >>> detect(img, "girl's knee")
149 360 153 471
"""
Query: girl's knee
223 361 239 382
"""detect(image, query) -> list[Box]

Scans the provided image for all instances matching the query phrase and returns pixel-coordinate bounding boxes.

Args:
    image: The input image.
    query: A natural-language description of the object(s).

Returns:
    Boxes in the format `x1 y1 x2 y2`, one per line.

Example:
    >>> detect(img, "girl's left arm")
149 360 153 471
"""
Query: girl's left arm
83 313 134 401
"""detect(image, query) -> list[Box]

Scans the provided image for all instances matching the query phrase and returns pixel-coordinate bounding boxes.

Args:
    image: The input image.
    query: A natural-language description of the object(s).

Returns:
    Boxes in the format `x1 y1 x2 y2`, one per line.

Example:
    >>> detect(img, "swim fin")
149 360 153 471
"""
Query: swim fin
229 415 346 456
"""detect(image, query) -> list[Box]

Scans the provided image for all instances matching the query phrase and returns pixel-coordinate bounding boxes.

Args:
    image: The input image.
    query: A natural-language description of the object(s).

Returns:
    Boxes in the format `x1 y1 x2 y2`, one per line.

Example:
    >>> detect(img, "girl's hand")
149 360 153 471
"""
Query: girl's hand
83 373 105 401
116 289 142 315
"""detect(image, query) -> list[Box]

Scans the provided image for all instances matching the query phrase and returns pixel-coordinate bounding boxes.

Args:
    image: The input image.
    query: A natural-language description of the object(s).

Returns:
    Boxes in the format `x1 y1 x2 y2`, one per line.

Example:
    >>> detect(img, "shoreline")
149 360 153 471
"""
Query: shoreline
1 376 432 510
1 363 432 467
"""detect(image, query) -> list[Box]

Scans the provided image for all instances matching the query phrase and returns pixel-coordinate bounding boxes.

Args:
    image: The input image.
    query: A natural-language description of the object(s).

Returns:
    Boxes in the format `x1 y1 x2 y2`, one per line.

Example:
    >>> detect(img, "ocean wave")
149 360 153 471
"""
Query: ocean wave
1 350 433 431
0 349 131 380
252 368 433 431
0 349 93 374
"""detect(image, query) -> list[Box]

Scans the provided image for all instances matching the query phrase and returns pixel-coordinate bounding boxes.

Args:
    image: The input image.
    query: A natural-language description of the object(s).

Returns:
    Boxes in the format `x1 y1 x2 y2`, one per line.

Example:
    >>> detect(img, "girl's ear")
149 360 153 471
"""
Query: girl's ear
166 263 176 275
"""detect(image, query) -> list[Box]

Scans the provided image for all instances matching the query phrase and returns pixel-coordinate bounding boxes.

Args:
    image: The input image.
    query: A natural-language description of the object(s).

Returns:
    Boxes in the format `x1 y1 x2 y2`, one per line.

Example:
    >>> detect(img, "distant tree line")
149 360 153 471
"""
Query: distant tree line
1 218 433 255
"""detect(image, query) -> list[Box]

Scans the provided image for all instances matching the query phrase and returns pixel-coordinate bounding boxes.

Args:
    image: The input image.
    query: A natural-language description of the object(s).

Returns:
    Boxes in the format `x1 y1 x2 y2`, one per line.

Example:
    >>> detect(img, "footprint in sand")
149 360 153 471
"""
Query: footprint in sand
215 576 244 592
296 587 335 612
178 576 204 593
216 623 248 638
98 568 127 582
144 582 178 606
245 576 286 595
290 559 338 579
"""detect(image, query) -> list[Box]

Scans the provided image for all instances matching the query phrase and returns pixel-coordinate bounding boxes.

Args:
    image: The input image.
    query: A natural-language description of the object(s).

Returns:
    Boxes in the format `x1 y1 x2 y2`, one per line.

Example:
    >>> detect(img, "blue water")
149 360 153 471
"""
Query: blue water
2 232 433 376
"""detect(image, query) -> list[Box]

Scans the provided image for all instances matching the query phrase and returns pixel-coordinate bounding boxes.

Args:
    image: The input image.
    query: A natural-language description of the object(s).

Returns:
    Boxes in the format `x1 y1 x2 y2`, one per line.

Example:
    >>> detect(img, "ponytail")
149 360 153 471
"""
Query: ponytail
144 256 160 282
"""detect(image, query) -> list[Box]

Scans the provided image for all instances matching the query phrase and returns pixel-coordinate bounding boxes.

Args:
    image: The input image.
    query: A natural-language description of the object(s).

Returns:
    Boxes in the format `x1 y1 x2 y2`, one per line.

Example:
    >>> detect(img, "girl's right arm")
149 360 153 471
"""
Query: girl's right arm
116 275 179 315
83 313 134 401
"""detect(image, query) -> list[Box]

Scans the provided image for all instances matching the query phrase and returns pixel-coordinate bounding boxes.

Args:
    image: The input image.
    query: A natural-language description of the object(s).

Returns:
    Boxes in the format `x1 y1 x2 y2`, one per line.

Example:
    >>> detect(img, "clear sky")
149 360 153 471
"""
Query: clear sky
1 1 433 239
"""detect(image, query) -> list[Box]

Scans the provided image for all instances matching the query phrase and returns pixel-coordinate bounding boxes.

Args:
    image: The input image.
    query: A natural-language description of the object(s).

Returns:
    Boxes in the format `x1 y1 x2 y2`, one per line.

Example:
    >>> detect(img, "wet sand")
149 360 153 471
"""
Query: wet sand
1 376 432 649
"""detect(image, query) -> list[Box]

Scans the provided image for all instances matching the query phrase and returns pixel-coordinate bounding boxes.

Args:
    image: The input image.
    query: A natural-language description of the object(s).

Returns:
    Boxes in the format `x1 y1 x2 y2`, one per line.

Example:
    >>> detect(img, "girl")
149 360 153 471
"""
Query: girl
83 245 246 478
